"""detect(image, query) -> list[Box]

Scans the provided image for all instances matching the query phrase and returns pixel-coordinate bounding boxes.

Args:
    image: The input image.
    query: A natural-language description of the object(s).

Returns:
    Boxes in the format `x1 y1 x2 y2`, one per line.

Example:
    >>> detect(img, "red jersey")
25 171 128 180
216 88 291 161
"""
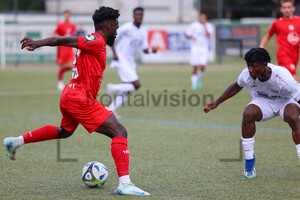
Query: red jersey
59 33 113 133
68 33 107 98
268 16 300 66
53 21 76 36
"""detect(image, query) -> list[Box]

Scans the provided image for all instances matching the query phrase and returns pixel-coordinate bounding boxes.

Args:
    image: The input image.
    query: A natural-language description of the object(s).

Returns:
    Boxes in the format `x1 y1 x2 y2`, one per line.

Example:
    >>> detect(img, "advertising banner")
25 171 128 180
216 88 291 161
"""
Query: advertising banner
4 23 216 64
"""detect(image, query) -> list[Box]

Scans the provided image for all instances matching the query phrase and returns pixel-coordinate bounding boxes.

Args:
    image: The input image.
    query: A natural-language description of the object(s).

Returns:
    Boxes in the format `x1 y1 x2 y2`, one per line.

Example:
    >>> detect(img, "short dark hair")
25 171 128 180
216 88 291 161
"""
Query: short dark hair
63 10 71 15
244 48 271 64
92 6 120 27
281 0 294 5
133 7 144 14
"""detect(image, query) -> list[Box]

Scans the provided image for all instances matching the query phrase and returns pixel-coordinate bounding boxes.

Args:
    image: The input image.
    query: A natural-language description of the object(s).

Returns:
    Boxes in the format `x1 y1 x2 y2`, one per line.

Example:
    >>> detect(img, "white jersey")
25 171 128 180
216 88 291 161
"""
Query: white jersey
185 21 213 51
114 22 148 61
237 63 300 101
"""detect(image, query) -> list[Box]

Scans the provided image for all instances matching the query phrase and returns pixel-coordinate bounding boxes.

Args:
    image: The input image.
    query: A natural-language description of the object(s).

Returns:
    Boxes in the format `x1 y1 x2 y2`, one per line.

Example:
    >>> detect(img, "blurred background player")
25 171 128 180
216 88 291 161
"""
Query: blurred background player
53 10 76 90
74 22 86 37
260 0 300 82
185 12 213 90
4 6 150 196
204 48 300 179
106 7 157 116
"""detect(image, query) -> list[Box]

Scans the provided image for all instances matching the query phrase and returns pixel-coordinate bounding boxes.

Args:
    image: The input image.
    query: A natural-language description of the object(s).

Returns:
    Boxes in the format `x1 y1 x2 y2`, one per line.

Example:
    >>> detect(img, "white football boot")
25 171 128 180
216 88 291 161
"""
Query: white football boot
3 137 20 160
116 183 150 196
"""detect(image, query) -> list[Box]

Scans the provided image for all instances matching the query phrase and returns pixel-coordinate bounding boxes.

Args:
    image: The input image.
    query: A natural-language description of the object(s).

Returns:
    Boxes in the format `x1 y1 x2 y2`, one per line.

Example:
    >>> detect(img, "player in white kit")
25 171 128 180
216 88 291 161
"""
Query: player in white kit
185 12 213 90
204 48 300 178
106 7 157 115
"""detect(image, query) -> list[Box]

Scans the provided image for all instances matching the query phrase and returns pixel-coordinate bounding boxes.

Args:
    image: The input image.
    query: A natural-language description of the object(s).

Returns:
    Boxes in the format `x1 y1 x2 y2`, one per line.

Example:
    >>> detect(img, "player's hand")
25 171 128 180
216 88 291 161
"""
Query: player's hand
20 37 38 51
204 102 218 113
113 54 119 61
151 46 158 54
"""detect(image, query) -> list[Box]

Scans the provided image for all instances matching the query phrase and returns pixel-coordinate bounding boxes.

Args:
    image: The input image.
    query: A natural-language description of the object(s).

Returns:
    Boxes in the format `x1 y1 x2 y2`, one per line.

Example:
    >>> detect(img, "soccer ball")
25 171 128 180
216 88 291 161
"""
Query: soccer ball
81 161 108 188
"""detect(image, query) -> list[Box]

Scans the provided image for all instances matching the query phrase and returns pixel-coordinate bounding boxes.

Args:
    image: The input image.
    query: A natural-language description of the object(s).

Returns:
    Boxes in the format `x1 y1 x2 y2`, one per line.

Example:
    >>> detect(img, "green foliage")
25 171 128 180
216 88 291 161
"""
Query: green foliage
0 0 44 11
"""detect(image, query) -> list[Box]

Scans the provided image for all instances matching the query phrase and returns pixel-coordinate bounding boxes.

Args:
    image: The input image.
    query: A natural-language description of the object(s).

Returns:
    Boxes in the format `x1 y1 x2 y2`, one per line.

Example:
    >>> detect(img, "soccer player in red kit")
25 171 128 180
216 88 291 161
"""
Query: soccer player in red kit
53 10 76 90
260 0 300 82
3 7 150 196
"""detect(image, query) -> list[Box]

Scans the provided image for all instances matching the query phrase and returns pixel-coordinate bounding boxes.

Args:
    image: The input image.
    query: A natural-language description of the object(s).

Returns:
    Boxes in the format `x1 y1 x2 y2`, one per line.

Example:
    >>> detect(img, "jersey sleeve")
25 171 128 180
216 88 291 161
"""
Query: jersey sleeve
281 69 300 101
268 21 277 37
185 23 193 36
115 23 128 43
237 68 248 87
77 35 103 54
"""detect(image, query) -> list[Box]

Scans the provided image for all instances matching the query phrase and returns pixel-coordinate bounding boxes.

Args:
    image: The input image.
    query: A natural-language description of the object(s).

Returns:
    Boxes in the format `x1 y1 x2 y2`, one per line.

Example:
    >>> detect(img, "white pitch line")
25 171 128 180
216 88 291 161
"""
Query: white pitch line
0 90 61 96
0 88 188 97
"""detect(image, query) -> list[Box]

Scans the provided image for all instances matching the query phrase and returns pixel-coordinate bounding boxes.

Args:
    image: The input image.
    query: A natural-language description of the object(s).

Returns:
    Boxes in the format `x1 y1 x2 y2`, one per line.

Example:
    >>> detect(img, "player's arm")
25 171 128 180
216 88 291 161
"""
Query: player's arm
204 82 243 113
259 34 272 48
260 22 276 48
110 45 118 60
204 24 211 37
143 47 157 54
20 36 78 51
185 34 197 41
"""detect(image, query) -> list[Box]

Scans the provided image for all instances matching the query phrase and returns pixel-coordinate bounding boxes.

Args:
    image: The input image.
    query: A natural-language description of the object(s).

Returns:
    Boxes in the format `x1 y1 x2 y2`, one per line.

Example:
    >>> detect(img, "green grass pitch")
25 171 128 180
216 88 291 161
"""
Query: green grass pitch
0 62 299 199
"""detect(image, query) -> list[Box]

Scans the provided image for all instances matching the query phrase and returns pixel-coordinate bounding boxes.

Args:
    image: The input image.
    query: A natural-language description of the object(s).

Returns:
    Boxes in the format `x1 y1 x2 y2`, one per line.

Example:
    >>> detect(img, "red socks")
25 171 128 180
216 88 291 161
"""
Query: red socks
58 66 72 81
22 125 59 144
23 129 129 177
111 136 129 177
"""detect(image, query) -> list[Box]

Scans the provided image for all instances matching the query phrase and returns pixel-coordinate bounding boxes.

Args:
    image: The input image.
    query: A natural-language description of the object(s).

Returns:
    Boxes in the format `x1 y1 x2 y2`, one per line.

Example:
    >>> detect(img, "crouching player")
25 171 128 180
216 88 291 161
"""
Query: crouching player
204 48 300 178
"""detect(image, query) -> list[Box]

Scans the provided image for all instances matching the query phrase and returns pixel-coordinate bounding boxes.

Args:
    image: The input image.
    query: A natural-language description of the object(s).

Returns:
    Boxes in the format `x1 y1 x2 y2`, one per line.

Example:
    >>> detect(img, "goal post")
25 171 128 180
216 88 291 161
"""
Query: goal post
0 15 5 69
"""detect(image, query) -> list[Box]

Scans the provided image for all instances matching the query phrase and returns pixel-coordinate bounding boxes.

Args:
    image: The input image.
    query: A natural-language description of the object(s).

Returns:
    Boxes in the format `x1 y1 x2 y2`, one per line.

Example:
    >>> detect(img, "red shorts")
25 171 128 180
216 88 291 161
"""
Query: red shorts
277 56 297 76
56 46 75 65
59 86 113 133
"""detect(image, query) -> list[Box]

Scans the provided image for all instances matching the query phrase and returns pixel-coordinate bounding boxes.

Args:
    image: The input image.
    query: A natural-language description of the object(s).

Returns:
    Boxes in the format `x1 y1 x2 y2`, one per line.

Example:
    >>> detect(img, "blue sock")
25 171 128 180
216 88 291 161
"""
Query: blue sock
245 156 255 170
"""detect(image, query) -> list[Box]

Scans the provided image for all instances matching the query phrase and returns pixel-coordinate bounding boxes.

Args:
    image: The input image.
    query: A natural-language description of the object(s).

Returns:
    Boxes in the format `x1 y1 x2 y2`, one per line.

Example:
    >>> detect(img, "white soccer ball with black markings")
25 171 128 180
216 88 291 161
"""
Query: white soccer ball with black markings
81 161 108 188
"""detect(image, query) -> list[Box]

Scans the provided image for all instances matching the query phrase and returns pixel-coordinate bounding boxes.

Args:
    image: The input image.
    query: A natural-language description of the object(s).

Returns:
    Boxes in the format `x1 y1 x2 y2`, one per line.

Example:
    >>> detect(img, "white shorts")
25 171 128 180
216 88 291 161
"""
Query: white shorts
190 47 208 66
110 55 138 82
249 98 299 121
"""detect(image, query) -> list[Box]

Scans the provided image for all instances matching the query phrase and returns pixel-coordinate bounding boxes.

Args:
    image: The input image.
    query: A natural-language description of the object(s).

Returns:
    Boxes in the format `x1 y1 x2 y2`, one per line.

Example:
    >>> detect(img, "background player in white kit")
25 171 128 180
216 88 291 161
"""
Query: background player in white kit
185 12 213 90
106 7 157 115
204 48 300 178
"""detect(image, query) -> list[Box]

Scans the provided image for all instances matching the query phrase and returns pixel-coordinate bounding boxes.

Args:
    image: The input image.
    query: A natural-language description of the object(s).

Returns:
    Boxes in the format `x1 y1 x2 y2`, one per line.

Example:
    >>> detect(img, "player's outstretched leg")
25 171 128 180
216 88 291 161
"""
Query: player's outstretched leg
3 137 21 160
97 114 150 196
106 82 136 113
244 156 256 178
3 125 67 160
106 83 116 102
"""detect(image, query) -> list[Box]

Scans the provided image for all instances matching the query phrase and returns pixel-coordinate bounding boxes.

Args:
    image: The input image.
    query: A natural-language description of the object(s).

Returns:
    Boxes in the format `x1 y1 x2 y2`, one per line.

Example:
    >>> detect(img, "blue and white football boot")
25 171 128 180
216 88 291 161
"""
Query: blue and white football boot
3 137 20 160
244 156 256 178
197 79 202 89
116 183 150 196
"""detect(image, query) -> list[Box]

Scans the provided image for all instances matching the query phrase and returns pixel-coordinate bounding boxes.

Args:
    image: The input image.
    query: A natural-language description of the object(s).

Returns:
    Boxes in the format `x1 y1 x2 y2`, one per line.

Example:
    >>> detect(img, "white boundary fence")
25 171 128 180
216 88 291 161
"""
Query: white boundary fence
0 15 5 69
3 22 216 64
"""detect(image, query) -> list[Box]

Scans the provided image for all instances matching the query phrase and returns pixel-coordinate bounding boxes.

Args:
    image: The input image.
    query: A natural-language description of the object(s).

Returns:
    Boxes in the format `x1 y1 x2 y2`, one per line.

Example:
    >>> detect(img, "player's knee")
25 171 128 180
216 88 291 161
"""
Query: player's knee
57 126 74 138
285 113 300 124
133 82 141 90
242 109 256 122
116 124 127 138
